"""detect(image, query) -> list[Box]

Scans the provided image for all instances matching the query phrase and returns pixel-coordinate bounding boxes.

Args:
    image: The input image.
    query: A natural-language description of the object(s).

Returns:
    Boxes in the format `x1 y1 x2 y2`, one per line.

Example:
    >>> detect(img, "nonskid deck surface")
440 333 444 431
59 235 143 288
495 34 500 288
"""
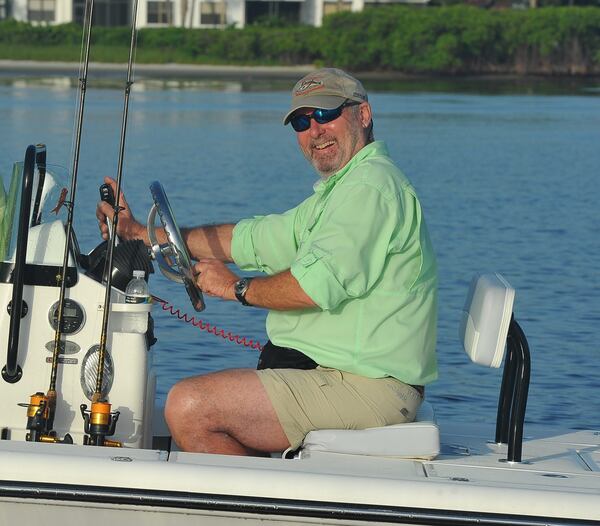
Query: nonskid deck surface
0 420 598 522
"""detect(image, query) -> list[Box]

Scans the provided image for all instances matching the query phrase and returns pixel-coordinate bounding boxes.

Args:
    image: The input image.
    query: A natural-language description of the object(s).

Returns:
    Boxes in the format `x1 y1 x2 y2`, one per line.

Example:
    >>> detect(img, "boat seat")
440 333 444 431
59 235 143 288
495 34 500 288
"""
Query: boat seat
299 401 439 459
298 272 515 460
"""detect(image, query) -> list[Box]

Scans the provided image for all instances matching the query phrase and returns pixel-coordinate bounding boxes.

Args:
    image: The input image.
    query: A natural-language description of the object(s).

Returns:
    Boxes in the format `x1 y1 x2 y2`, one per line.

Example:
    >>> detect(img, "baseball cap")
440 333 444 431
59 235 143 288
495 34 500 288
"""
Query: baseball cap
283 68 368 125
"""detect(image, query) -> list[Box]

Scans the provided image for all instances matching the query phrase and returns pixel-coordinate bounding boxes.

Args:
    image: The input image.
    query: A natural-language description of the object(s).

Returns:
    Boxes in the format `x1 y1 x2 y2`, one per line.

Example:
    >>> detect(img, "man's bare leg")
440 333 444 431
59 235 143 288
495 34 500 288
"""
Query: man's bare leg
164 369 290 455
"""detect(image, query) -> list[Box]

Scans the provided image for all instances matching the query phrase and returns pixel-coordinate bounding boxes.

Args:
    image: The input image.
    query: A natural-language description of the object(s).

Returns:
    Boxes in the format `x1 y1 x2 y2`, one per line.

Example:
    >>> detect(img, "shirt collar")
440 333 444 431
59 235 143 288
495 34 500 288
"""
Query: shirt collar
313 141 388 193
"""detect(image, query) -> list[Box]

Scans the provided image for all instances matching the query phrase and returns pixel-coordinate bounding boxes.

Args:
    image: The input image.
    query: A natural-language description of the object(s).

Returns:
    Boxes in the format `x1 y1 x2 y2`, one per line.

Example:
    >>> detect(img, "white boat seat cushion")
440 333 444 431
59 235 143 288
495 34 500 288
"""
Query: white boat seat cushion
300 401 439 459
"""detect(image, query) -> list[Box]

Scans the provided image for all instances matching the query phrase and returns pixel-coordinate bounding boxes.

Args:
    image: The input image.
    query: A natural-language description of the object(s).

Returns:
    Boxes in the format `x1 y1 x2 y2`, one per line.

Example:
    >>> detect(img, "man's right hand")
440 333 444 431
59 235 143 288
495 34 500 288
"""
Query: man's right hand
96 176 146 242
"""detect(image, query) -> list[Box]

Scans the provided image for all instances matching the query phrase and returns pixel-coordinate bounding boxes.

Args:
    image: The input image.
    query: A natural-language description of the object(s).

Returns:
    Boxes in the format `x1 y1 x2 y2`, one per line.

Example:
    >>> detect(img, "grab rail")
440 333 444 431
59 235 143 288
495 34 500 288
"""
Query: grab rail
2 145 36 383
495 315 531 463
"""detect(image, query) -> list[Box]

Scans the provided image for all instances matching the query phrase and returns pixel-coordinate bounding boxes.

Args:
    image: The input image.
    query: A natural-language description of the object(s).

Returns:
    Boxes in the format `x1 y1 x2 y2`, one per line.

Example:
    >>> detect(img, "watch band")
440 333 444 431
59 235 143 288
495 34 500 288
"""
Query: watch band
234 277 254 306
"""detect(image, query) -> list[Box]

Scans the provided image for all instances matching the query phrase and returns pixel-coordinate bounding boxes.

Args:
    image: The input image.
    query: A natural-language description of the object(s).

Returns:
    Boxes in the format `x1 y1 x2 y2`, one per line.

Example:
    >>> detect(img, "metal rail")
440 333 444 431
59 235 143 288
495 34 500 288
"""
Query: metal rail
495 315 531 463
1 145 36 384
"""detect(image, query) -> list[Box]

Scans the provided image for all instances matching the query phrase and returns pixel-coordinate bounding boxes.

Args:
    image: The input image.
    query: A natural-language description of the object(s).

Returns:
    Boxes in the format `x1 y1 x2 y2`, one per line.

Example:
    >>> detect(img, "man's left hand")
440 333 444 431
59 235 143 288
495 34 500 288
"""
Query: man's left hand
193 259 238 301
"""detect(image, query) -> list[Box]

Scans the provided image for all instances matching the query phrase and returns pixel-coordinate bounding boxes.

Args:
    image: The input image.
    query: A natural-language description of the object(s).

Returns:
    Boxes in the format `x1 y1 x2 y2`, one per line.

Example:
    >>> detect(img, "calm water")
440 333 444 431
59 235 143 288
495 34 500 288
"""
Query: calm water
1 75 599 431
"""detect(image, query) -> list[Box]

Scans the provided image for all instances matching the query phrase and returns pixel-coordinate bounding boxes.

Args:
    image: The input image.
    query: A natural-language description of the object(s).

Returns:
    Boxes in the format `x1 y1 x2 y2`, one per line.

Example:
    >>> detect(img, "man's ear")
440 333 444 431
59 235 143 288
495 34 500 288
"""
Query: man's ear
359 102 372 129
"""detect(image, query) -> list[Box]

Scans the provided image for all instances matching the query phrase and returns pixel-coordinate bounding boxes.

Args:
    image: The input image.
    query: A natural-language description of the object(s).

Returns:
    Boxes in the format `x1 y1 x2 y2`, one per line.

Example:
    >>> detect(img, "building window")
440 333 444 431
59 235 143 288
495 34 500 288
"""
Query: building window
96 0 129 26
73 0 129 26
28 0 56 22
245 1 301 25
323 0 352 16
200 1 226 26
148 1 173 24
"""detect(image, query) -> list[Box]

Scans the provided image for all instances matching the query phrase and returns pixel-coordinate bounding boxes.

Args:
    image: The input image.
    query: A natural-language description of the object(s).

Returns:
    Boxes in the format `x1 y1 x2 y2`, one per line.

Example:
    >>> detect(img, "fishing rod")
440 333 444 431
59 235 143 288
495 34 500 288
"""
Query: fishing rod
80 0 139 447
22 0 95 444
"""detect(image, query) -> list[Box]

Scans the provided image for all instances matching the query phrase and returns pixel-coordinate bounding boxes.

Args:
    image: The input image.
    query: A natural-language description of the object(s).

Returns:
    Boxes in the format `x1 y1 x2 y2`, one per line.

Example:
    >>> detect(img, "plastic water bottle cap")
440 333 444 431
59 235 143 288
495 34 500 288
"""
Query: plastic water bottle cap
133 270 145 279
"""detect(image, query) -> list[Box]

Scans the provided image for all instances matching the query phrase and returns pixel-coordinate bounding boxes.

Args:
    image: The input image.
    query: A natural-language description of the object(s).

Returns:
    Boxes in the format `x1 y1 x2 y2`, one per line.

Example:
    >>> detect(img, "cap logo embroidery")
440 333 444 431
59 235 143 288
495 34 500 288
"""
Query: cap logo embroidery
295 79 323 96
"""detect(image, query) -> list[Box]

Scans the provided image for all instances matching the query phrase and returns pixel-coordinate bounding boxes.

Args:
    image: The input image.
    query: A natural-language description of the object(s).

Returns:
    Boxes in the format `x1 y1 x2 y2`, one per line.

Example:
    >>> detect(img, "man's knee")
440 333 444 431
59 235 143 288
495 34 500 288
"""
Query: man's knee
164 369 251 430
165 379 193 432
165 375 213 428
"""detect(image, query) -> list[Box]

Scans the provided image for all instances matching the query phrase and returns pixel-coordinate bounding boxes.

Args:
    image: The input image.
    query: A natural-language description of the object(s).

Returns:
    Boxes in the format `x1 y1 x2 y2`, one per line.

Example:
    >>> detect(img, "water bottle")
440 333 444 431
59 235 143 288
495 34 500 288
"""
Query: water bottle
124 270 149 333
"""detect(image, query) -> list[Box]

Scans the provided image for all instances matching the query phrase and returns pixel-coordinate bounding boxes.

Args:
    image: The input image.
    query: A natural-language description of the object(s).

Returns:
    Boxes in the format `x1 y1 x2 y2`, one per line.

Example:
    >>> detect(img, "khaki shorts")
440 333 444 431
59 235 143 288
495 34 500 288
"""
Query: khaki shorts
256 367 423 450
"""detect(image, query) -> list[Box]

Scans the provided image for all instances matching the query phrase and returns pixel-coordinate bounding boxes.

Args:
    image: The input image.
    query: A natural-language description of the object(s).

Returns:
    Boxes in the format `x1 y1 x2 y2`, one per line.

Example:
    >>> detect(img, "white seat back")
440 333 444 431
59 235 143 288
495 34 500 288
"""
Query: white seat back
460 273 515 368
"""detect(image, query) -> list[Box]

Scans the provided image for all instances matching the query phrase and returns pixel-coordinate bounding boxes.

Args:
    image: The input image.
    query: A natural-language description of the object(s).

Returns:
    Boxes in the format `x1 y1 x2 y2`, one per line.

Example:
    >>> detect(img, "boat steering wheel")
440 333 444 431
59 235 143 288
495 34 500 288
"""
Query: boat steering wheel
147 181 205 311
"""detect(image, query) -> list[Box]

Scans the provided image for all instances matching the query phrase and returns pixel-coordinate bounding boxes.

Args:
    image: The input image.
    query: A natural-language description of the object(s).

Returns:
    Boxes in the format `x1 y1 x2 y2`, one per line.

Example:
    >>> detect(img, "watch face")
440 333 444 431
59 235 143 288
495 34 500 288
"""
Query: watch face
235 279 247 295
234 278 253 306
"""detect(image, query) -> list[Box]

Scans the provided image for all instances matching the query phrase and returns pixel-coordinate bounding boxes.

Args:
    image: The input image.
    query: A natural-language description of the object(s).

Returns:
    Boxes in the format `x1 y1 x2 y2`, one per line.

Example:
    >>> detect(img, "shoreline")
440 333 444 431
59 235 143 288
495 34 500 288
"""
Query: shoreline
0 60 443 81
1 60 599 93
0 60 318 80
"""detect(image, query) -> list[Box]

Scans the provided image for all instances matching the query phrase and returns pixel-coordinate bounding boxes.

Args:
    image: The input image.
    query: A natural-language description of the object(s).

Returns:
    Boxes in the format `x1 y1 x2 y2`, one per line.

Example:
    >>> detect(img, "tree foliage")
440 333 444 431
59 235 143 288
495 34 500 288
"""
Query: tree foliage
1 7 599 74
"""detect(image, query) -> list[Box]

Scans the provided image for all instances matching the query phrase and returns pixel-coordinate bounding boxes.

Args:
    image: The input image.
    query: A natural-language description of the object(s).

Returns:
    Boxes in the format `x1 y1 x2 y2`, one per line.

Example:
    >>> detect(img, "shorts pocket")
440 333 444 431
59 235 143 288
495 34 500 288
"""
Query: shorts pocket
313 368 342 387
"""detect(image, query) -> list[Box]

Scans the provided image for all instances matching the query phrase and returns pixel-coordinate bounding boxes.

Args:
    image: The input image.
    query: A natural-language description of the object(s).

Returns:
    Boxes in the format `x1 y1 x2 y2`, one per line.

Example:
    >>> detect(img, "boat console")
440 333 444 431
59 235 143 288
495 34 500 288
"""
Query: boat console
0 145 156 447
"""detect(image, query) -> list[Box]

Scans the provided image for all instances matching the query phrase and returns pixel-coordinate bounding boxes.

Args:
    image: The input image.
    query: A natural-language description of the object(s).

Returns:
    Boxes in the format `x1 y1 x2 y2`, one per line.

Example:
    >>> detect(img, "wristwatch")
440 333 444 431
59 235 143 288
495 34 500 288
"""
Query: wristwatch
234 277 254 306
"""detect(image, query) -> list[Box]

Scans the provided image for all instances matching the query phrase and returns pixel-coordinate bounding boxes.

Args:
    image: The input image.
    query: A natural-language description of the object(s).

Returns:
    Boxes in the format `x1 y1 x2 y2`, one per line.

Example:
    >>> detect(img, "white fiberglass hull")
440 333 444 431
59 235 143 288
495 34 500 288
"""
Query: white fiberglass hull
1 419 599 526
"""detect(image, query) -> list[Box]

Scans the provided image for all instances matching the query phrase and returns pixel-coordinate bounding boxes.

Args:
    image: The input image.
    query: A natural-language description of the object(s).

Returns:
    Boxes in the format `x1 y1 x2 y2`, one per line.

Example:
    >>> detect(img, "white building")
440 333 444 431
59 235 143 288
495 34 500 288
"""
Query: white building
1 0 427 29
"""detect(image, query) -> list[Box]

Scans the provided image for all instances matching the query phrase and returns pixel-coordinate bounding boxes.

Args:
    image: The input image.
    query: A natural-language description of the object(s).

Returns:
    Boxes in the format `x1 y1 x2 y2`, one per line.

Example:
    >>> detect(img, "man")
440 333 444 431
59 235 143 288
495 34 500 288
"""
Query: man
97 68 438 456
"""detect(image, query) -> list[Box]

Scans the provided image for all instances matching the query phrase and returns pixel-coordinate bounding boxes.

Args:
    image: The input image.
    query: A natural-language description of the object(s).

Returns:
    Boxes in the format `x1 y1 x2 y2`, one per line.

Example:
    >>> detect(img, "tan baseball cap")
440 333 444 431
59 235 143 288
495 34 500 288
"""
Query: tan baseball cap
283 68 368 125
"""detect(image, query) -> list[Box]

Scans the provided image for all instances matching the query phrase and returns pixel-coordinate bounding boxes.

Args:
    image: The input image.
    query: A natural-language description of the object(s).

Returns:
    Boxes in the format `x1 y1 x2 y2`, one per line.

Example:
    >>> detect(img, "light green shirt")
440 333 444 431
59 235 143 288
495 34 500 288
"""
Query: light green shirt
231 141 438 385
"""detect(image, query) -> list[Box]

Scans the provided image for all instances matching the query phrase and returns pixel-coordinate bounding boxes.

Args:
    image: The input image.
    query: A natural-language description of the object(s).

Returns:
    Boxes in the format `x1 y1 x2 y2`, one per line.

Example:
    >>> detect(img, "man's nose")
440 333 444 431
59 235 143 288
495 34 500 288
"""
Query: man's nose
309 118 325 137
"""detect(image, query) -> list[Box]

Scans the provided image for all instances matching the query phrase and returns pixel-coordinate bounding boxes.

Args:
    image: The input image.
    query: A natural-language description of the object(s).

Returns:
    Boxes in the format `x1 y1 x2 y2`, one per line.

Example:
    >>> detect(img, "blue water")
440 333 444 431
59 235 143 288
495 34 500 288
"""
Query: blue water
1 76 599 431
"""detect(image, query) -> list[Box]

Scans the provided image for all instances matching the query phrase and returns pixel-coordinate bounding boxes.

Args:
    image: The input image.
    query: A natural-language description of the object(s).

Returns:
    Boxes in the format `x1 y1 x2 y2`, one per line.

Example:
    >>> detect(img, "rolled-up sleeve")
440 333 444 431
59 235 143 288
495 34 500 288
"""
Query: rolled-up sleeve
291 182 401 311
231 207 300 275
290 247 348 309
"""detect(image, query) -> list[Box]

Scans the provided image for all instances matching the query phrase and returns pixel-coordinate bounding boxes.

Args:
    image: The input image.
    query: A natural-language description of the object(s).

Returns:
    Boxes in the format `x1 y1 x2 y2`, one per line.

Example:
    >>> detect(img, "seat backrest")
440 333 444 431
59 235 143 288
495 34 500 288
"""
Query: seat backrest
459 273 515 368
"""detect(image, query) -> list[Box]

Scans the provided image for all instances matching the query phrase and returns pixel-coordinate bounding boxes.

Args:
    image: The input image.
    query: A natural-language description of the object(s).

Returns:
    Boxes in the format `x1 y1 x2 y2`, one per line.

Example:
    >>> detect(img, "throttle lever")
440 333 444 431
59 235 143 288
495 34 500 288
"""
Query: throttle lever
99 183 118 243
99 183 115 206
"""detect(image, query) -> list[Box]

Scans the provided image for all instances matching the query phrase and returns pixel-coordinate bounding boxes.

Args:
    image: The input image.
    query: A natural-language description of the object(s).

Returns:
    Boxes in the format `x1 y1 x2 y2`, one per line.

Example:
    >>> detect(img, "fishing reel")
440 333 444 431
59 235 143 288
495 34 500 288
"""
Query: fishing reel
20 391 73 444
80 400 122 447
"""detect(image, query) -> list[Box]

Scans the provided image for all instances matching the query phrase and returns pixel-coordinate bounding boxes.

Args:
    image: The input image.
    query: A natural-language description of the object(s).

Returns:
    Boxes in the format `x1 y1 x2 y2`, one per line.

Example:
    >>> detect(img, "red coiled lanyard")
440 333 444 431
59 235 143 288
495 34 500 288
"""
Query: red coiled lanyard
152 295 264 352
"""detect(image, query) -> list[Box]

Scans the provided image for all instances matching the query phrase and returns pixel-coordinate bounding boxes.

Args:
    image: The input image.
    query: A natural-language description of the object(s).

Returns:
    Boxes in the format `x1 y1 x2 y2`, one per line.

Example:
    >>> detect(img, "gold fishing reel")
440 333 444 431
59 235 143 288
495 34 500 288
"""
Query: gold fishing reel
80 400 122 447
19 391 73 444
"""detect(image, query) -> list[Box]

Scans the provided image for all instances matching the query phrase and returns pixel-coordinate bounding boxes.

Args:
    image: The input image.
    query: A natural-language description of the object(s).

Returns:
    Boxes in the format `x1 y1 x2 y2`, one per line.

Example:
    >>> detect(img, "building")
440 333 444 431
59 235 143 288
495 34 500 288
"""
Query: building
1 0 428 29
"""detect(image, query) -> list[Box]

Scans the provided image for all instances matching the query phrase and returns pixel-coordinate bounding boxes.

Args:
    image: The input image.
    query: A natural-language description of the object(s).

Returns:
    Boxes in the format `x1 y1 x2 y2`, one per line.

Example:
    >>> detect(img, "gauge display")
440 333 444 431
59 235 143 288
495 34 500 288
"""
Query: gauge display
48 299 85 335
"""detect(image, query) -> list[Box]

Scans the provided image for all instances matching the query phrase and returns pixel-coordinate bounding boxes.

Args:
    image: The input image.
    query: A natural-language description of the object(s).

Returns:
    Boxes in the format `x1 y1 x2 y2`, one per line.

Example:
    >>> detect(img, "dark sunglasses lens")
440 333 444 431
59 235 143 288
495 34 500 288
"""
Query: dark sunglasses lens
291 115 310 132
313 107 343 124
290 103 347 132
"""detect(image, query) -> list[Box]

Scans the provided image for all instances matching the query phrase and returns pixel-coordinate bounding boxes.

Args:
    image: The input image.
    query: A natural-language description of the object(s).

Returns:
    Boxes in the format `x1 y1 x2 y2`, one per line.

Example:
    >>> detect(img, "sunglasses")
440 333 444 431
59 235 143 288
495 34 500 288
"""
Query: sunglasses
290 101 357 132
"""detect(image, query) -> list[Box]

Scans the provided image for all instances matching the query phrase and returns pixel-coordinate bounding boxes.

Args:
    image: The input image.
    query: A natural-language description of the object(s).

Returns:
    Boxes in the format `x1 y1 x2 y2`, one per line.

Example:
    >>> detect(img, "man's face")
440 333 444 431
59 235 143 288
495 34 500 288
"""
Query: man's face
295 102 372 178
